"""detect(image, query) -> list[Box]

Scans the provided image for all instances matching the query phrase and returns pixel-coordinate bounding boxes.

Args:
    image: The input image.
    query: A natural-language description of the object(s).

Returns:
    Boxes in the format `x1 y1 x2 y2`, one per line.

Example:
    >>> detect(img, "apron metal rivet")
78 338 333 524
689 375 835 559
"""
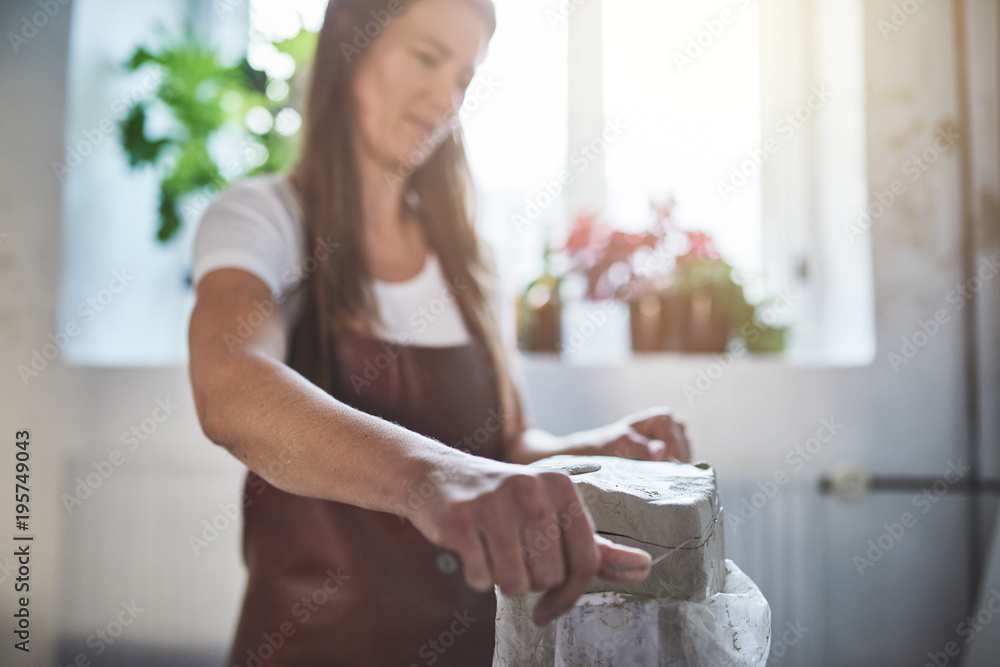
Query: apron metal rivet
437 552 458 574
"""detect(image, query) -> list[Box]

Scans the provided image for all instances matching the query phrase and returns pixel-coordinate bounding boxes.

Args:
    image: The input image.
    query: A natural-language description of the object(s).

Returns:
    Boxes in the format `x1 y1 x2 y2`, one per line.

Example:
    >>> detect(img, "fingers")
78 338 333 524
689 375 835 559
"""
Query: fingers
603 431 660 461
521 510 567 591
528 509 654 627
629 407 692 463
455 473 574 601
428 466 658 630
622 405 674 424
660 417 690 462
672 421 691 462
594 534 652 581
481 522 530 596
488 476 567 596
647 438 669 461
529 481 599 627
440 516 494 593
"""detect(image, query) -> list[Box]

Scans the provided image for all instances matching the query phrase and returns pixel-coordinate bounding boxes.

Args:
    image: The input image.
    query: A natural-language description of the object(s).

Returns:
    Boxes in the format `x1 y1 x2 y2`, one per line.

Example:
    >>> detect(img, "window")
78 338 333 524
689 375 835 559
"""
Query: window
59 0 873 365
59 0 201 365
466 0 875 364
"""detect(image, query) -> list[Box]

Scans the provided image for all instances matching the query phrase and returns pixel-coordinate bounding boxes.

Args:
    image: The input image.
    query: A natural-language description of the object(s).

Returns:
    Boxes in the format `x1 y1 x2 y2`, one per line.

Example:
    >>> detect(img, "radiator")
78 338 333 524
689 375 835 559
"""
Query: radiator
717 475 826 666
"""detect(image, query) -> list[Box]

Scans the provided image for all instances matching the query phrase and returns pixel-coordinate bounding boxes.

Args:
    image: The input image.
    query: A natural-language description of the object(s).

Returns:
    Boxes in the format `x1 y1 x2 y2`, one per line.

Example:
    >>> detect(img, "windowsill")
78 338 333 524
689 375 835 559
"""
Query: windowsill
512 299 878 371
517 347 876 369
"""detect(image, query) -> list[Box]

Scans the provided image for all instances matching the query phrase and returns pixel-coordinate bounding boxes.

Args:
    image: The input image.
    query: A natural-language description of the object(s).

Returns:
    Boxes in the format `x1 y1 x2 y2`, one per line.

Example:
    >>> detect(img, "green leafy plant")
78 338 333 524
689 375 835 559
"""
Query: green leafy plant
117 21 316 242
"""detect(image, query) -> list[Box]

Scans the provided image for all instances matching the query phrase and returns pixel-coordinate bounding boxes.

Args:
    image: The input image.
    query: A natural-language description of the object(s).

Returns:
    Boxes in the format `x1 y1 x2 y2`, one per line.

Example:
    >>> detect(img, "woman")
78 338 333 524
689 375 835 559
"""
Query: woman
188 0 691 664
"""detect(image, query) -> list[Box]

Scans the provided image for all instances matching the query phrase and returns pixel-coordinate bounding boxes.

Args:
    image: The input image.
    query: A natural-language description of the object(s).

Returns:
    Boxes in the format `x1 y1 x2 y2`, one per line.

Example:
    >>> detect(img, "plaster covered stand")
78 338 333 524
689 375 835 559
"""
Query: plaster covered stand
492 455 772 666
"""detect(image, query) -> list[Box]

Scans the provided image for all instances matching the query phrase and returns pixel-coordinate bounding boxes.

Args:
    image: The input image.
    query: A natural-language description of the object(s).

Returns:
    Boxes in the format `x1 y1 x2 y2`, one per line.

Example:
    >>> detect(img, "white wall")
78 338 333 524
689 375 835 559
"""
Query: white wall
1 1 75 665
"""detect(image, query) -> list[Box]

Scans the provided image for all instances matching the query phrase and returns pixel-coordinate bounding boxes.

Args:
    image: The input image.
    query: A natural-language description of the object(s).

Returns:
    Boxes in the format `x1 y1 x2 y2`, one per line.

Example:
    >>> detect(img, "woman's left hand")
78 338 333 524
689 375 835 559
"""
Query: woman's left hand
578 406 691 463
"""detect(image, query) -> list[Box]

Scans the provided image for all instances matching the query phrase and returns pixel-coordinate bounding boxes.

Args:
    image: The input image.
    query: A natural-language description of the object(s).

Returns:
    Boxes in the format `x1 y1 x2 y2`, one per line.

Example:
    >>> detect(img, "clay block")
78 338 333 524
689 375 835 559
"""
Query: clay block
529 455 725 601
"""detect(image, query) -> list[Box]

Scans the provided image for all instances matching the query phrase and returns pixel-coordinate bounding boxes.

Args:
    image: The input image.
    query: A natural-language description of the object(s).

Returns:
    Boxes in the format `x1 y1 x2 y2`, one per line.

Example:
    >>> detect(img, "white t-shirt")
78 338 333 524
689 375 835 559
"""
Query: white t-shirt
191 173 532 428
191 173 476 347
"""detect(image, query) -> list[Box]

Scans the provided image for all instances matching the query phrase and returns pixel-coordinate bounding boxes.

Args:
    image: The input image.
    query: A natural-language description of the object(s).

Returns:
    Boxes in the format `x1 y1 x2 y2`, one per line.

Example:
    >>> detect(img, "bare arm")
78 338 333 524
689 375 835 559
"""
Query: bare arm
188 268 654 626
504 413 691 465
187 267 475 512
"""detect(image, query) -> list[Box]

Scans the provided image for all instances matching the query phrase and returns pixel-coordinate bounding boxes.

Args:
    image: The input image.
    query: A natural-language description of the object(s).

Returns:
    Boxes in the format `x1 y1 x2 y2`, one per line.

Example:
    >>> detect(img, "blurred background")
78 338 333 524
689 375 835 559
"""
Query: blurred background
0 0 997 664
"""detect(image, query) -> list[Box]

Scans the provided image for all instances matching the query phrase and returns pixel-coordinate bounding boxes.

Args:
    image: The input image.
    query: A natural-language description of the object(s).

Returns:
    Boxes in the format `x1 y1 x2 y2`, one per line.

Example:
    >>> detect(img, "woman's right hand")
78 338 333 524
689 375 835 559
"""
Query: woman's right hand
403 456 653 627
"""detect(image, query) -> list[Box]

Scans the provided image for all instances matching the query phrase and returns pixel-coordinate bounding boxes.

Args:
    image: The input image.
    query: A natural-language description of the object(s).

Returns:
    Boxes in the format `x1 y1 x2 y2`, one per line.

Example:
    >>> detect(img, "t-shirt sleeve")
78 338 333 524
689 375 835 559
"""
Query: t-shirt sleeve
191 178 303 299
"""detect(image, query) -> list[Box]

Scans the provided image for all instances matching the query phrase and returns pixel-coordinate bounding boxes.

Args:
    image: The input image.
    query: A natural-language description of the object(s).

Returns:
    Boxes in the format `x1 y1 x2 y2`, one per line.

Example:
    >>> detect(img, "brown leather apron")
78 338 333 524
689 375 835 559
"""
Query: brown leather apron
225 298 506 666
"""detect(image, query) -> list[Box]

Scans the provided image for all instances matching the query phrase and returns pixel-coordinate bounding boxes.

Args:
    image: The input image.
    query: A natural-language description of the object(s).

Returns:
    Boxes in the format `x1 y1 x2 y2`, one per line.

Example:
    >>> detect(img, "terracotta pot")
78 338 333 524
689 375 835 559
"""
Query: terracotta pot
628 289 729 352
517 297 562 352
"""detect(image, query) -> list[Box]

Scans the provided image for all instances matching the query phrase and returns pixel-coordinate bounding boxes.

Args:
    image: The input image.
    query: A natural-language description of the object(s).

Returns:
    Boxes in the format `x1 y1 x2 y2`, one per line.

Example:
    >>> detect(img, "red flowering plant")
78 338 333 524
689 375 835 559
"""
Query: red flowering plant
559 198 787 352
561 198 677 301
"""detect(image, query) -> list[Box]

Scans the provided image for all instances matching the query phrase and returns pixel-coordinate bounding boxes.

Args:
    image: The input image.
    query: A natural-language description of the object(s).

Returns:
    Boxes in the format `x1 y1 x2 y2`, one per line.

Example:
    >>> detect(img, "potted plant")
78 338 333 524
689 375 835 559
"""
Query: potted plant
629 231 748 352
116 21 316 243
516 242 563 352
560 199 788 354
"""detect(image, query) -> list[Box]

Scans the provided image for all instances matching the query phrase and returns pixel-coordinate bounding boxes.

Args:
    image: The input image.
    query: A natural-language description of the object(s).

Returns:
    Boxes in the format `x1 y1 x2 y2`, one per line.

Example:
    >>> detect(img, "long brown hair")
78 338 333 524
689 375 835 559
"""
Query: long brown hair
287 0 524 450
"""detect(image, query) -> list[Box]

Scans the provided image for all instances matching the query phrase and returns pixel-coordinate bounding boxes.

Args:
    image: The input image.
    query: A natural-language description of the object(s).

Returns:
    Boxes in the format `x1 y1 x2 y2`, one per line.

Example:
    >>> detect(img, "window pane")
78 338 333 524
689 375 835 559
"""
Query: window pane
603 0 763 285
463 0 569 342
58 0 197 366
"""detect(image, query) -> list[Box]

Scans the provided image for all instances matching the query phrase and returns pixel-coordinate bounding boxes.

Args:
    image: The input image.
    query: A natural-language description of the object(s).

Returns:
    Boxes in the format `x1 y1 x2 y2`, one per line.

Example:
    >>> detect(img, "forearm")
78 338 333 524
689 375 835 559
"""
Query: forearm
194 351 476 515
503 427 599 465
